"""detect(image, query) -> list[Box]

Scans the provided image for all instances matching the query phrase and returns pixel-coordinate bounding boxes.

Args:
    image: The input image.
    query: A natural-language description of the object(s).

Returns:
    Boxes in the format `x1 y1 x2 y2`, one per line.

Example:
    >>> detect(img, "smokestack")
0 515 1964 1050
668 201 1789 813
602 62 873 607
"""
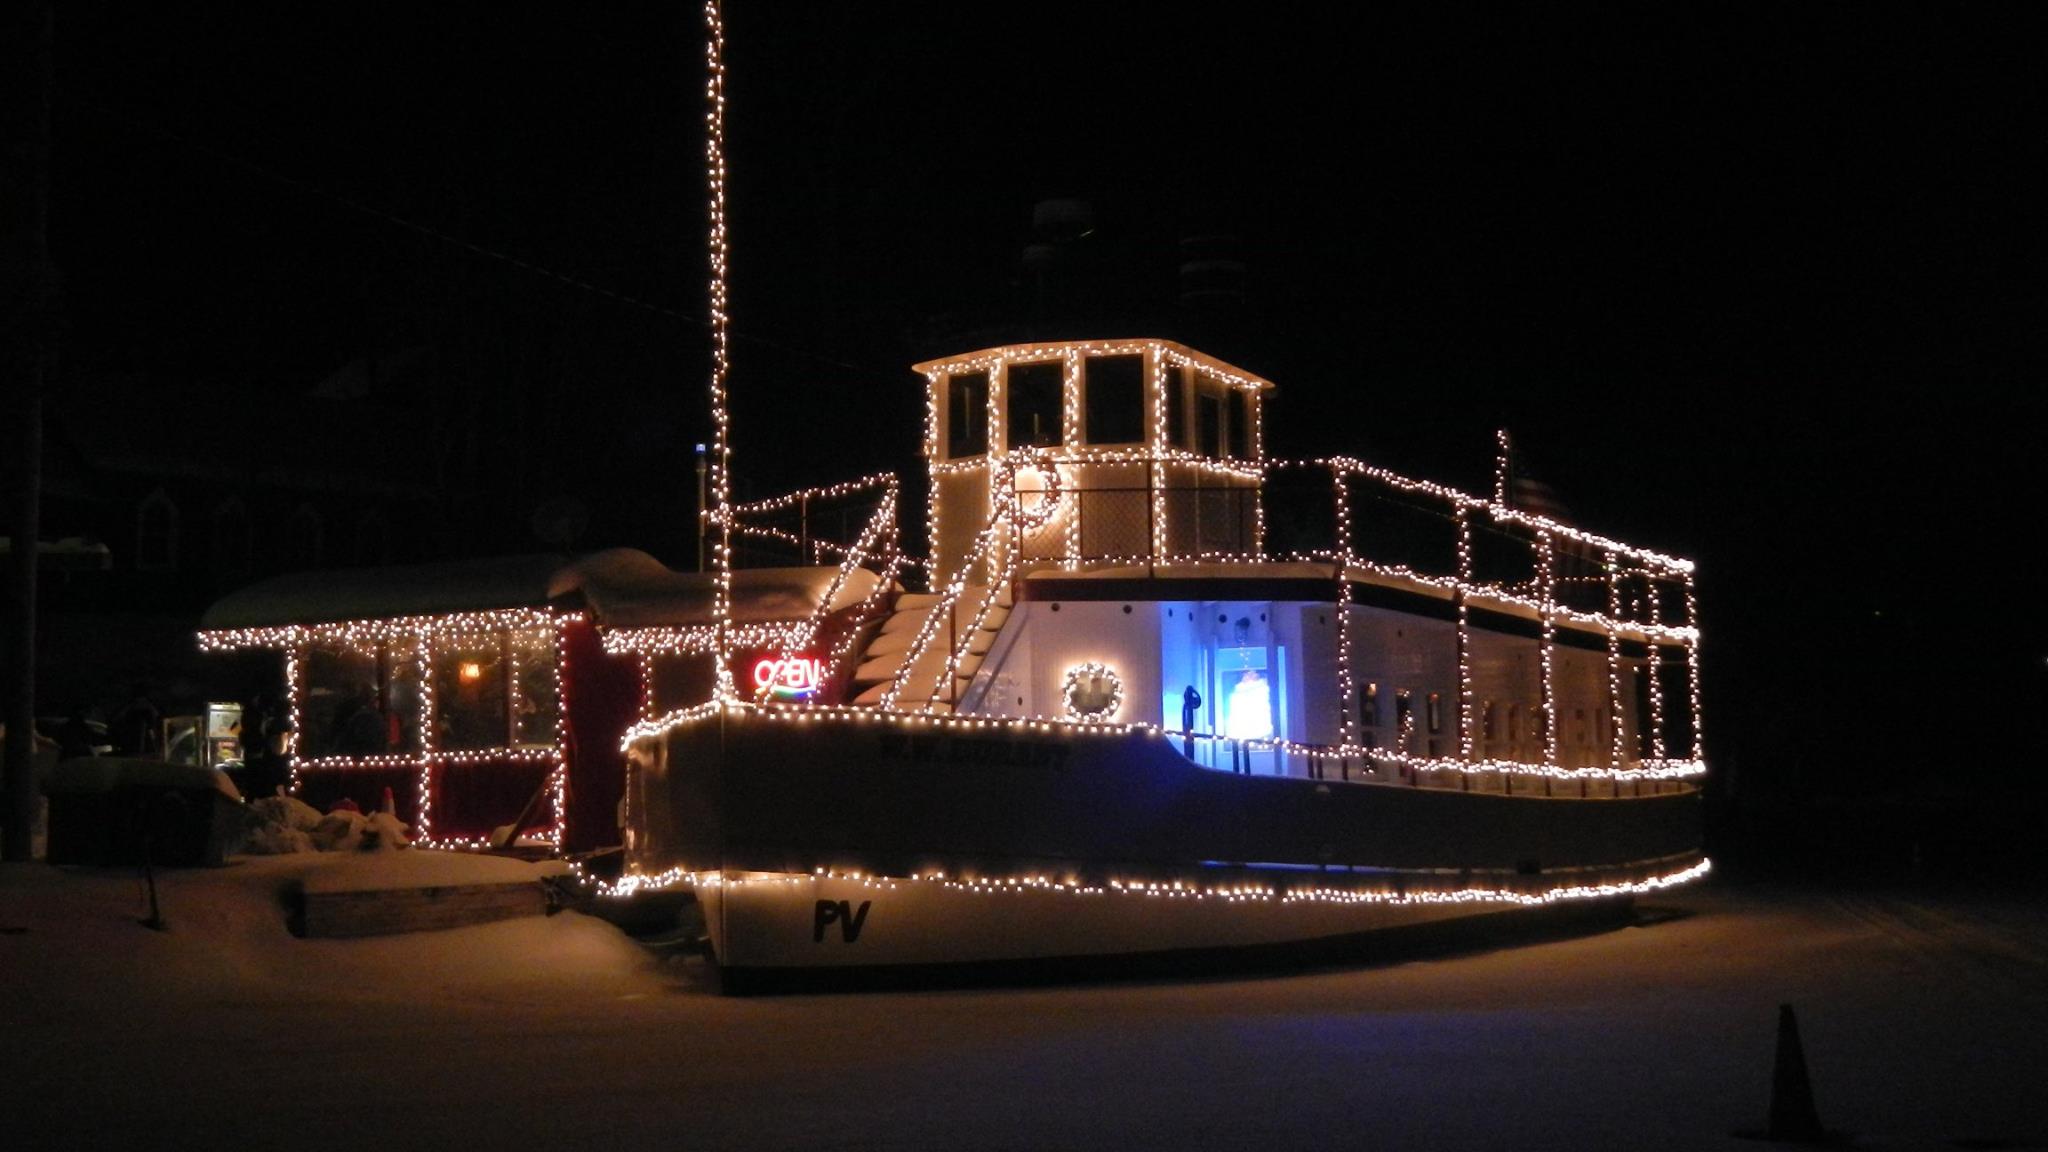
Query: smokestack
1176 233 1248 354
1021 198 1097 329
1177 233 1246 308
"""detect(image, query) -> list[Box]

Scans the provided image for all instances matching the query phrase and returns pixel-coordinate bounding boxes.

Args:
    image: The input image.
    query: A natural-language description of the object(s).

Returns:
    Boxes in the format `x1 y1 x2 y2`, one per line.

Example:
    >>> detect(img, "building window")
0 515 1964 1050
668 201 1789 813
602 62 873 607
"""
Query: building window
211 498 251 578
303 641 380 757
301 635 423 758
946 371 989 458
135 489 179 572
1228 388 1250 458
1006 361 1063 448
1083 355 1144 445
432 634 509 752
511 628 563 746
427 627 563 753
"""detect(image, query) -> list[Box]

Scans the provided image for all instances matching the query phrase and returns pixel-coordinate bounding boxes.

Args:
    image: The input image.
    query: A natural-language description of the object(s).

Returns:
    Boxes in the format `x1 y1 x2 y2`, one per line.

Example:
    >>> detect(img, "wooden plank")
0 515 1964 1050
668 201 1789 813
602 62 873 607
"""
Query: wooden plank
297 881 547 939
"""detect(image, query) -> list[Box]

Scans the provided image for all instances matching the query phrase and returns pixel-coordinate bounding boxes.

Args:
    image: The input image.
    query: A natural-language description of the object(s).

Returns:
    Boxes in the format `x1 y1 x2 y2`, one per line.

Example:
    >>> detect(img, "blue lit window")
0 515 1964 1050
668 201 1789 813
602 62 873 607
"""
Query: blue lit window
1219 646 1274 741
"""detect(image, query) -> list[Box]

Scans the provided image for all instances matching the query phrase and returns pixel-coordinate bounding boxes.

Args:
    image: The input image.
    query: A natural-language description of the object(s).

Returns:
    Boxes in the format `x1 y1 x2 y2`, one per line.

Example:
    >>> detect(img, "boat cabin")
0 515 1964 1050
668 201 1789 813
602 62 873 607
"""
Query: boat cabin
199 550 885 851
846 338 1703 797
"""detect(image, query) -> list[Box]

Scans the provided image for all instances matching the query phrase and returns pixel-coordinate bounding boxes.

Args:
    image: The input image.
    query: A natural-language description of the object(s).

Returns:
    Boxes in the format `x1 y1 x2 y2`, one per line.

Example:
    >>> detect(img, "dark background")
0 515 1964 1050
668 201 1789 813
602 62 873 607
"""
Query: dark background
14 2 2047 871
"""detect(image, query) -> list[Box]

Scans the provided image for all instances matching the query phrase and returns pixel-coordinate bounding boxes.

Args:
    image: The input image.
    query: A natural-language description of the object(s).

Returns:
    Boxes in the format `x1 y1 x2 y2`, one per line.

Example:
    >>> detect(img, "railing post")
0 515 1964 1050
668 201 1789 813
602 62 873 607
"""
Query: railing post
1147 455 1158 576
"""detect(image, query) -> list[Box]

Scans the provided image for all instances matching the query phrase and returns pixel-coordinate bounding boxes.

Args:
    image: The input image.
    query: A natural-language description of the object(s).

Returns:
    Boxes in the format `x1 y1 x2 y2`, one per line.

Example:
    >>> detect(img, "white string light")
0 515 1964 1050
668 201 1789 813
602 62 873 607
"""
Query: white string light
623 698 1706 783
587 854 1710 906
204 608 584 848
1605 549 1628 779
703 0 736 702
1060 661 1125 722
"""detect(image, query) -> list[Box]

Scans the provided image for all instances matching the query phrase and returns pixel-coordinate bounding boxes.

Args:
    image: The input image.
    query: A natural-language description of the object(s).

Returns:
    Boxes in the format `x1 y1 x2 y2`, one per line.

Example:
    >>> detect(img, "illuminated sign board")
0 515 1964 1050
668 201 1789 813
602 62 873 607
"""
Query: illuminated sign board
751 654 827 700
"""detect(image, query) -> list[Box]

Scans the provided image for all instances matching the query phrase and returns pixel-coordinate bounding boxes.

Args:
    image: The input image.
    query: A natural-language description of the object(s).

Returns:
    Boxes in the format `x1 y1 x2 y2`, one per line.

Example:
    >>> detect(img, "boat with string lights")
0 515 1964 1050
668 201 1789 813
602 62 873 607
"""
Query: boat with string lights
198 6 1703 987
616 336 1709 986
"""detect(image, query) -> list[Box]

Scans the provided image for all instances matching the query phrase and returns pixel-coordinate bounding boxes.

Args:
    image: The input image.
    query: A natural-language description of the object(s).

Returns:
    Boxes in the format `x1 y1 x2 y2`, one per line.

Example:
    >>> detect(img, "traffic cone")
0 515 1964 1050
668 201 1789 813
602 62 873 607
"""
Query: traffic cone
1766 1003 1826 1143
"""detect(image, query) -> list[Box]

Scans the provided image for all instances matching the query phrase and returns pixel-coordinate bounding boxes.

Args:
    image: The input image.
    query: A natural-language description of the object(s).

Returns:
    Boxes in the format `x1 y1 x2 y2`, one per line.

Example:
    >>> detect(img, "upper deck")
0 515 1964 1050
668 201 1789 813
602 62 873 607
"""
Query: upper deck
725 336 1696 655
703 337 1704 785
919 339 1273 580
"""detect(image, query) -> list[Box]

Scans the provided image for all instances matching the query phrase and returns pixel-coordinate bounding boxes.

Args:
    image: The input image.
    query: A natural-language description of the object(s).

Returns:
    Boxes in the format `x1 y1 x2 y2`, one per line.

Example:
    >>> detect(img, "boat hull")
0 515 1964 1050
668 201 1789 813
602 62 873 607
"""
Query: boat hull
696 870 1664 978
626 709 1704 975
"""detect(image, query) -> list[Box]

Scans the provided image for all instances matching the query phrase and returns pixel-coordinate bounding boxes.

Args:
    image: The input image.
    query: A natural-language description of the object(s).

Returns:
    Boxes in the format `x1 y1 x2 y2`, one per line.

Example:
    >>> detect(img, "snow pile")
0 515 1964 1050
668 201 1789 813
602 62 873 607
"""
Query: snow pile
360 809 409 851
240 819 313 855
309 809 367 852
250 793 324 831
238 793 409 855
239 794 321 854
296 847 569 894
0 853 664 1021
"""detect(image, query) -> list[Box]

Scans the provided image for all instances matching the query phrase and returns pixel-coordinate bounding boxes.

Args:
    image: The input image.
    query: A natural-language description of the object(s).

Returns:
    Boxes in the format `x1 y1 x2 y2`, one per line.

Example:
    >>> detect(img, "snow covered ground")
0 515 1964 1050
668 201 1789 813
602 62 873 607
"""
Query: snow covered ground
3 858 2044 1151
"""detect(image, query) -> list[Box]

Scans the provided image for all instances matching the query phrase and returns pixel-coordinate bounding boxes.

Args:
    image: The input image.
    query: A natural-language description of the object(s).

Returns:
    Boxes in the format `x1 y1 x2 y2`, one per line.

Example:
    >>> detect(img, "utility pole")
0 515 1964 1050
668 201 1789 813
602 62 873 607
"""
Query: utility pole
3 0 56 861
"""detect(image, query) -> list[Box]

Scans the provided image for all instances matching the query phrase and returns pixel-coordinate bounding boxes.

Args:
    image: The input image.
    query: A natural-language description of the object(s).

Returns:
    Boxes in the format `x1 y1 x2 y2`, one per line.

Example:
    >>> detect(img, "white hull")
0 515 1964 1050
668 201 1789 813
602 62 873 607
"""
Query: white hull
626 709 1707 983
694 861 1703 973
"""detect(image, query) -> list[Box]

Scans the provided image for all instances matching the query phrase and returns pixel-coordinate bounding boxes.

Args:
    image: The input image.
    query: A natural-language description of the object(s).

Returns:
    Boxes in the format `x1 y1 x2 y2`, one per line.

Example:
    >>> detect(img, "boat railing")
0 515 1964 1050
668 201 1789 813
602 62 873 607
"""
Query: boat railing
725 471 904 573
1016 485 1262 567
1008 460 1695 632
717 473 909 703
1159 727 1702 792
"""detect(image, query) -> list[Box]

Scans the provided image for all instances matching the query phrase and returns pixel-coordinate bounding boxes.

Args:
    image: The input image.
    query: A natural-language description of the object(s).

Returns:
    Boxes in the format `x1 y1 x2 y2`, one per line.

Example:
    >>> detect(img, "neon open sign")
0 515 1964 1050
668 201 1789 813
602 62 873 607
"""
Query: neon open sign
752 655 827 699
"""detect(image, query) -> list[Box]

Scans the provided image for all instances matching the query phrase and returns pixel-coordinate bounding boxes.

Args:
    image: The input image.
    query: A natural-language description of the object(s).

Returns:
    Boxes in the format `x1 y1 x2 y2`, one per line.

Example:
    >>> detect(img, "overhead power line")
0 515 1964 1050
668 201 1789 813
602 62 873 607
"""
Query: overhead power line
67 90 883 377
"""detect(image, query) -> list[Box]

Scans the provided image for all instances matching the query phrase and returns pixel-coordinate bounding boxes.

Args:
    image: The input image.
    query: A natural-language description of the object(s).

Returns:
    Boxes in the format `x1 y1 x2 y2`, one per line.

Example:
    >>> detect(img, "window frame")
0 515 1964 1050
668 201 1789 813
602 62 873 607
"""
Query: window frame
1005 361 1065 450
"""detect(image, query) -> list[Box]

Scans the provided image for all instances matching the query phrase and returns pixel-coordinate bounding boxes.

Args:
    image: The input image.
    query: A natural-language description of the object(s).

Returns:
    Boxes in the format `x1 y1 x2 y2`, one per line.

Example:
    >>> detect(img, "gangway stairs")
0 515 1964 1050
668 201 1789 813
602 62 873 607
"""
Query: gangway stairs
848 584 1012 713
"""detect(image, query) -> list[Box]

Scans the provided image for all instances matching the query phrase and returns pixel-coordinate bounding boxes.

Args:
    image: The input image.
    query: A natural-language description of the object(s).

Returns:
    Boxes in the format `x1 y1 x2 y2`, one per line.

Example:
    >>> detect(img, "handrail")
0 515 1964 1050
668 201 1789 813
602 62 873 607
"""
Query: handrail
750 478 903 704
877 495 1009 713
880 451 1060 713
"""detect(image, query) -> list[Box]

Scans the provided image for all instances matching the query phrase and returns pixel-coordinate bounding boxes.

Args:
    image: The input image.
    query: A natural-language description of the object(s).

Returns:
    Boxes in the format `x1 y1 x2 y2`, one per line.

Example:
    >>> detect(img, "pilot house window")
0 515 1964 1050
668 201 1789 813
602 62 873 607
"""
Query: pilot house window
946 372 989 458
1165 366 1188 448
1084 355 1145 445
1007 362 1063 448
1197 391 1224 457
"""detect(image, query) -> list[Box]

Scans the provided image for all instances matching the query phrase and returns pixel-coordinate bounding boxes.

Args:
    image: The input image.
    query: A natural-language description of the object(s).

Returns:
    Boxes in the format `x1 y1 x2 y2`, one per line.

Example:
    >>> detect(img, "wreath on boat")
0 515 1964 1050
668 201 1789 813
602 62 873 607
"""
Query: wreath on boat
999 449 1062 530
1061 661 1123 722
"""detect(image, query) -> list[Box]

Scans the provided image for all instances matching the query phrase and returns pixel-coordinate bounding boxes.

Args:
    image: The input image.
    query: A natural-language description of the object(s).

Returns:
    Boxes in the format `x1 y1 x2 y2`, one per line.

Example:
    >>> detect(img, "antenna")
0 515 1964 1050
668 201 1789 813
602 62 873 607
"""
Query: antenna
703 0 736 700
1494 428 1512 507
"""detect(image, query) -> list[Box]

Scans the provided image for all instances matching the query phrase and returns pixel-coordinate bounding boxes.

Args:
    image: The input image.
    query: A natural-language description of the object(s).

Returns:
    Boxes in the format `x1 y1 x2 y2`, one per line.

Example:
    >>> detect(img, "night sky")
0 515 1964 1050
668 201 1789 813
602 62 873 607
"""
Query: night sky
34 3 2048 796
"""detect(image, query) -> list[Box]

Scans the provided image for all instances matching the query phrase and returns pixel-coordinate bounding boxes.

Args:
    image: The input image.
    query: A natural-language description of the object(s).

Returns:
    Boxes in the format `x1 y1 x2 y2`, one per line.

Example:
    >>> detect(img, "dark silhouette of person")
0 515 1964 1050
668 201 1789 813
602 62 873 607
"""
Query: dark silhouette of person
335 685 386 756
242 692 291 796
113 685 162 757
